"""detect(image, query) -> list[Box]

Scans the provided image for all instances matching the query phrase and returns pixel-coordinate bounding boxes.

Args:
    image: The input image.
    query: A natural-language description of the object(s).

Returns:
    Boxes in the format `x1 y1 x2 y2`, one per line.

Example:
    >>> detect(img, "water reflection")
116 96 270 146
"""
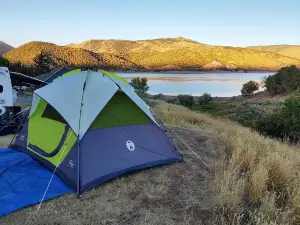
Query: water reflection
117 72 273 97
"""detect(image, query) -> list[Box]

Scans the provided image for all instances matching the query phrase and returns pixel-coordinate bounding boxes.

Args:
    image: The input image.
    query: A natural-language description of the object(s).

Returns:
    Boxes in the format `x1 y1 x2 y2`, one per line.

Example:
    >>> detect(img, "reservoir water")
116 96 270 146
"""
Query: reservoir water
118 72 273 97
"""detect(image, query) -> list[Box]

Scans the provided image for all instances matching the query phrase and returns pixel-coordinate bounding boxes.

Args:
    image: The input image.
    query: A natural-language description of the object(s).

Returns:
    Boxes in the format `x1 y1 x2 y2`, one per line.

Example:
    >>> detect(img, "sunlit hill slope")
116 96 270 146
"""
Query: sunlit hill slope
3 41 142 69
68 37 300 70
247 45 300 60
4 38 300 71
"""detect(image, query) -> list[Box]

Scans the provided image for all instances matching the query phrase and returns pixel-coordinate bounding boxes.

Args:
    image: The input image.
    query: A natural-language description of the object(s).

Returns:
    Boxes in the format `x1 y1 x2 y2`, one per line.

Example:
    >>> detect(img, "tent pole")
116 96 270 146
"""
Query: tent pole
76 139 80 197
76 70 89 197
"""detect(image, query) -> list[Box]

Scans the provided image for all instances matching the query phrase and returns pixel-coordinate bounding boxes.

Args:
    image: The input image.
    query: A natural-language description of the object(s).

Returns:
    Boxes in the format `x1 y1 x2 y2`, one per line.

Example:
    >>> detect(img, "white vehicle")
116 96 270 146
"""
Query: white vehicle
0 67 46 134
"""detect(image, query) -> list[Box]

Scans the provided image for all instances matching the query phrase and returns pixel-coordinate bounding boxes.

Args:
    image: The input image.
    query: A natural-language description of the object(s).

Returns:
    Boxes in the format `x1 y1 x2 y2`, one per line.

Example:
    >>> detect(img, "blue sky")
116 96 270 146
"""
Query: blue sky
2 0 300 47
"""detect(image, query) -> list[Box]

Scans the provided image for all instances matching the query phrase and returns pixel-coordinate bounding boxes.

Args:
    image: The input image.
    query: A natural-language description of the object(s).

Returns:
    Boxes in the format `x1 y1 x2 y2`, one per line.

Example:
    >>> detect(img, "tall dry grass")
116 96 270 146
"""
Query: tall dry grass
154 100 300 224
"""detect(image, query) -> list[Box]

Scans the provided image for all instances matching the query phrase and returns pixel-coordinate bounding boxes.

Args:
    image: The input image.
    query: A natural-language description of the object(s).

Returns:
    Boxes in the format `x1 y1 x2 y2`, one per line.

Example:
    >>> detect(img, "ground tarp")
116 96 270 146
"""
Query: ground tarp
0 148 71 216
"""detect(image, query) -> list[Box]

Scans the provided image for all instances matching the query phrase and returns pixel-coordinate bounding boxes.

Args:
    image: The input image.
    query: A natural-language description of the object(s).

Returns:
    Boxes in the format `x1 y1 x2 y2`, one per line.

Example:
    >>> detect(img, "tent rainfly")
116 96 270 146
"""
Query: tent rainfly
11 69 183 195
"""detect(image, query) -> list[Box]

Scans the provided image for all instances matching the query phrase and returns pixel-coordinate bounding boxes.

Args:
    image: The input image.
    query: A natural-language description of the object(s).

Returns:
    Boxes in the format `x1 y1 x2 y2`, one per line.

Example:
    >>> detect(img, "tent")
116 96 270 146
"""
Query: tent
11 69 183 195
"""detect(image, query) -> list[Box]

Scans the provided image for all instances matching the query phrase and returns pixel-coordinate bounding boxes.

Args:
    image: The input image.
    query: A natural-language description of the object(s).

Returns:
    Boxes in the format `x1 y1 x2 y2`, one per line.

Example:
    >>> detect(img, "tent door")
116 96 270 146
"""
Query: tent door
28 125 70 157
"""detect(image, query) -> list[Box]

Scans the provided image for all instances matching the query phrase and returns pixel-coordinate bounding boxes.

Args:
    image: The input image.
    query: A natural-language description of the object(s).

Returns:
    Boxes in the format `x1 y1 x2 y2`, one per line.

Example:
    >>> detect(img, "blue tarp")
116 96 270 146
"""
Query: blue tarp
0 148 71 216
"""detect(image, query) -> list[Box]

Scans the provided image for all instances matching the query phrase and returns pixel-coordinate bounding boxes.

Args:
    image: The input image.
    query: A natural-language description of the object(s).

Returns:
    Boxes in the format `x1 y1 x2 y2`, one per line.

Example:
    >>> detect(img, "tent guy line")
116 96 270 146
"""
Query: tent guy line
150 108 210 169
37 131 73 211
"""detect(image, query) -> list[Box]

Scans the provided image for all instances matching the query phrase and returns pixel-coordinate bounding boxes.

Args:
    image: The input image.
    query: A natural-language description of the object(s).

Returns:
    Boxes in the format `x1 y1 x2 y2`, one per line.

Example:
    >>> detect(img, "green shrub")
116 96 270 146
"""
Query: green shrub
166 98 177 104
198 93 213 105
256 97 300 142
241 80 259 96
153 93 165 100
229 102 266 128
177 94 194 109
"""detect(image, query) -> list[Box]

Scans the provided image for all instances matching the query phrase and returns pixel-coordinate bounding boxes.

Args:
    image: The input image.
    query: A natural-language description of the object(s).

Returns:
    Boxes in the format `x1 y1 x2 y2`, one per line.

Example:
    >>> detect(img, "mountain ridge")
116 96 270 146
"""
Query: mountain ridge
3 41 143 69
247 45 300 60
0 41 14 55
4 38 300 71
67 37 207 53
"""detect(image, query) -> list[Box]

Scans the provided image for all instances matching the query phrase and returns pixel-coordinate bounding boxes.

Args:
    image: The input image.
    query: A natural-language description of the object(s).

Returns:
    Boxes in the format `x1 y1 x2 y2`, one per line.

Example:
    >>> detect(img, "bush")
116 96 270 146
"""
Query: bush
241 80 259 96
229 102 266 128
153 93 165 100
198 93 213 105
177 94 194 109
256 97 300 142
166 98 177 104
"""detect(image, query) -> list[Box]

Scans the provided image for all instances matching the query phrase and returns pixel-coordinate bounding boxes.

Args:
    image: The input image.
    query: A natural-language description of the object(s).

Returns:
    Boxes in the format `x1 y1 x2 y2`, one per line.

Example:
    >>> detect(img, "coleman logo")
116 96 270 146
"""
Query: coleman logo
68 160 75 169
126 140 135 151
0 106 6 116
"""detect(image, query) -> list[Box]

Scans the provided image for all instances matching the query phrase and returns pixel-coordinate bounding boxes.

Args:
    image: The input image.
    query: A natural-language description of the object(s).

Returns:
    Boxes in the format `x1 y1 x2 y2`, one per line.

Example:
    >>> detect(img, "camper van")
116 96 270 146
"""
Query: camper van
0 67 21 133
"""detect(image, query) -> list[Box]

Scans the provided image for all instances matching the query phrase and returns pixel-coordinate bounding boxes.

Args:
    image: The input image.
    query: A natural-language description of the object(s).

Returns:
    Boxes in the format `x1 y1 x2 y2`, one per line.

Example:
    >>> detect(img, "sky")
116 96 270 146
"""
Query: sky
2 0 300 47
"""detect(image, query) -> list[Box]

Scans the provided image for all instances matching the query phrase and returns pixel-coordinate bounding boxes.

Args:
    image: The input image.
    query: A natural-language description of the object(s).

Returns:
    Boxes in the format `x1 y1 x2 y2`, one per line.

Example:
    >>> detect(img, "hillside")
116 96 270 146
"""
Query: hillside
247 45 300 60
0 41 14 54
121 46 300 70
5 39 300 71
68 38 300 70
3 41 142 69
67 37 206 53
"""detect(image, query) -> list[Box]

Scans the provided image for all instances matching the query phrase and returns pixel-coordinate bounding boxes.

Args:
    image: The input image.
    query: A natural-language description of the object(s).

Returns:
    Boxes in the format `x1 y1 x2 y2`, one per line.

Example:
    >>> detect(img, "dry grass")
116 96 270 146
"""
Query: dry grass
0 107 221 224
2 100 300 224
153 100 300 224
0 134 14 147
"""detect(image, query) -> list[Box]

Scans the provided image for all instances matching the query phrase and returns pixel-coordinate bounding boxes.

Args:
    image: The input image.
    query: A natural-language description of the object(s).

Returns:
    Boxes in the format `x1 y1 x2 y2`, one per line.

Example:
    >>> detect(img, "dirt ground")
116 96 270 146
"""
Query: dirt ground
0 126 223 225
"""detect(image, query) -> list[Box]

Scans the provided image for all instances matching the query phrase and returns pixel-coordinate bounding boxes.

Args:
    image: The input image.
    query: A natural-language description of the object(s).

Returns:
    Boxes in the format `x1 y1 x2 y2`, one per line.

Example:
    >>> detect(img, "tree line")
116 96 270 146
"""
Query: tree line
241 65 300 96
0 51 56 76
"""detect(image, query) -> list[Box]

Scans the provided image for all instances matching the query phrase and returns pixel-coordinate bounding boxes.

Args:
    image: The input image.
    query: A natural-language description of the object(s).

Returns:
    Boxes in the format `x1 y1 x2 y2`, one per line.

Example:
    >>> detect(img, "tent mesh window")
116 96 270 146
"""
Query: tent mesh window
91 92 150 129
41 104 66 124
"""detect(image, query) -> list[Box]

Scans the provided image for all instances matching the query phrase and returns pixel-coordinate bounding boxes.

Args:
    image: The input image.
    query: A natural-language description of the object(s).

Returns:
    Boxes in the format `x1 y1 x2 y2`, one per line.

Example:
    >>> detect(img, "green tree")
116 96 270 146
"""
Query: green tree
33 51 56 73
0 56 9 67
241 80 259 96
129 77 149 98
198 93 212 105
178 94 194 109
265 65 300 94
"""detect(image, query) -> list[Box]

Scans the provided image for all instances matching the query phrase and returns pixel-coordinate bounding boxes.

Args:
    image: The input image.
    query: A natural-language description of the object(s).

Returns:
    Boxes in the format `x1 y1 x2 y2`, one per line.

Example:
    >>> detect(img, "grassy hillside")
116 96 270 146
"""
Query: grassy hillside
0 41 14 55
124 46 300 70
5 39 300 71
3 41 143 69
67 37 205 53
248 45 300 60
68 38 300 70
154 101 300 224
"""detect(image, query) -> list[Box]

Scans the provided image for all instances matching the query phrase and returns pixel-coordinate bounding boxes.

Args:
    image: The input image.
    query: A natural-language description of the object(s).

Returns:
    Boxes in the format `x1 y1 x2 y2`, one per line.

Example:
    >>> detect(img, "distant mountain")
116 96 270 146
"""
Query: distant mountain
67 38 300 71
122 47 300 71
3 41 142 69
0 41 14 54
5 39 300 71
67 37 206 53
247 45 300 60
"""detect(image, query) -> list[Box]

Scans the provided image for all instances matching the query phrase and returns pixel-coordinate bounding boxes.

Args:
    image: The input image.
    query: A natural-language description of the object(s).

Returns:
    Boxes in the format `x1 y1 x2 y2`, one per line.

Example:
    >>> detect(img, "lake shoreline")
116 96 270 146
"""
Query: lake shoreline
120 71 268 97
110 69 276 74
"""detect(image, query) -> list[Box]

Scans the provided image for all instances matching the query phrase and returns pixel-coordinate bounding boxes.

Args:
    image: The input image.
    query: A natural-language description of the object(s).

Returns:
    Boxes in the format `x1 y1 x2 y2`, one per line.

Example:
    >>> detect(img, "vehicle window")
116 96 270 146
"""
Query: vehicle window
0 85 3 93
